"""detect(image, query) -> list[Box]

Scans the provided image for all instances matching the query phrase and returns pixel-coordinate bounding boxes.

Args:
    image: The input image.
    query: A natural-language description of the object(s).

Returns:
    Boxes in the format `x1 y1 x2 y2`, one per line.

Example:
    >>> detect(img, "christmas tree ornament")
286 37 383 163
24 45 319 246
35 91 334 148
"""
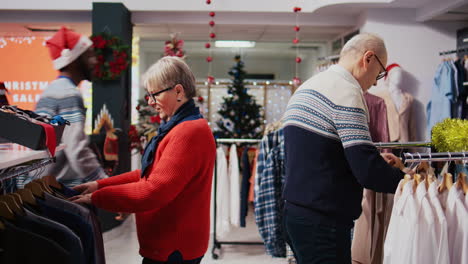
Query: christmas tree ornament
294 26 300 32
296 57 302 63
206 0 211 4
206 56 213 62
205 43 211 49
209 11 216 17
431 118 468 152
209 20 215 27
207 76 215 84
293 38 299 44
293 77 302 86
293 7 302 12
210 33 216 39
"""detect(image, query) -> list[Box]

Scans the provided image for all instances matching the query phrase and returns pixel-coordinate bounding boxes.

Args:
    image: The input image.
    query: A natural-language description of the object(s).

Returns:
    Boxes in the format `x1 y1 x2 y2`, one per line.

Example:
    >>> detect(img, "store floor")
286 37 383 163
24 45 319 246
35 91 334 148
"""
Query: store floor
103 206 286 264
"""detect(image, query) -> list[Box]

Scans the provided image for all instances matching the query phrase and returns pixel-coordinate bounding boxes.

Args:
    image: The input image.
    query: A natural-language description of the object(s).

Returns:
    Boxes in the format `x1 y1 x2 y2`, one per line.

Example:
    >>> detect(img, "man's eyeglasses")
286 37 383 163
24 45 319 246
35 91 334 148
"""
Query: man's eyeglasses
374 54 387 81
146 86 174 101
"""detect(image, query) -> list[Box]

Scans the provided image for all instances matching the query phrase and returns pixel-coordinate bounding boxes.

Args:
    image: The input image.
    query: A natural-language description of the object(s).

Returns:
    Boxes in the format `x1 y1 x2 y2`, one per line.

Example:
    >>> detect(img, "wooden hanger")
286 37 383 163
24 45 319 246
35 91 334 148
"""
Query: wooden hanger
16 189 37 206
42 175 62 190
0 201 15 221
456 173 468 194
7 193 23 206
33 179 53 194
0 195 24 216
413 173 424 192
25 181 46 199
438 173 454 193
401 173 413 192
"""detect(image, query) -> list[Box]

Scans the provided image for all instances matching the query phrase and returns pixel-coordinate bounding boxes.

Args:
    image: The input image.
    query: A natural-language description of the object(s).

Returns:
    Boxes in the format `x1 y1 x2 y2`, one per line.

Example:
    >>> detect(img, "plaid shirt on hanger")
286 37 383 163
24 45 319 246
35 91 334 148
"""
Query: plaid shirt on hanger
254 128 286 257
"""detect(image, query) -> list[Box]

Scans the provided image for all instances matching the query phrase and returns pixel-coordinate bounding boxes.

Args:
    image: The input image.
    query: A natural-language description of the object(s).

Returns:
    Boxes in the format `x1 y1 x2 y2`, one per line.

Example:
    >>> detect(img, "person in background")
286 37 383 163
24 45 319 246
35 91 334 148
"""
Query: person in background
36 26 107 187
70 56 216 264
281 33 414 264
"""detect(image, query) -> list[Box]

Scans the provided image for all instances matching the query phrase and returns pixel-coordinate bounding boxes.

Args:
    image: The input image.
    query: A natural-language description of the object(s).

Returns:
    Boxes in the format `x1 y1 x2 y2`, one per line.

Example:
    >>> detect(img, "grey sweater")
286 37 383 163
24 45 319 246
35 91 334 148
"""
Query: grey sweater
35 78 107 187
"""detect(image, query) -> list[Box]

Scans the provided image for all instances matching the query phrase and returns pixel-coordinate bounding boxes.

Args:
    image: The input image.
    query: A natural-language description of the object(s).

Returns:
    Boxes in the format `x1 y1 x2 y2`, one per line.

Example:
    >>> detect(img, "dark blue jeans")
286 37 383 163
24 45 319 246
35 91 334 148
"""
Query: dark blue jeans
283 205 352 264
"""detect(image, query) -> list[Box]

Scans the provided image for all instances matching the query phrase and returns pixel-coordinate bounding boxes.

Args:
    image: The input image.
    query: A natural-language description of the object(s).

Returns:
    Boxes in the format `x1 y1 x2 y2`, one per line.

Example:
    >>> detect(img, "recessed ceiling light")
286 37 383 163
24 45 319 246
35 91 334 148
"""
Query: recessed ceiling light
215 40 255 48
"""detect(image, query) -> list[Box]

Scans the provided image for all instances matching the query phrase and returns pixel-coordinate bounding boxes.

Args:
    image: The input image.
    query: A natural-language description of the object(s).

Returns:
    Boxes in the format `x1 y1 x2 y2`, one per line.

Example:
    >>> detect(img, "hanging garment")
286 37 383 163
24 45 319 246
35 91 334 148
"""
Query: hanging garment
248 149 259 203
43 192 105 264
228 144 241 227
351 189 375 264
240 147 251 227
0 221 70 264
254 128 286 257
215 146 230 237
12 208 84 264
446 186 468 264
427 181 450 264
372 89 415 142
384 180 418 264
412 181 438 264
426 62 456 138
454 59 467 119
364 92 390 142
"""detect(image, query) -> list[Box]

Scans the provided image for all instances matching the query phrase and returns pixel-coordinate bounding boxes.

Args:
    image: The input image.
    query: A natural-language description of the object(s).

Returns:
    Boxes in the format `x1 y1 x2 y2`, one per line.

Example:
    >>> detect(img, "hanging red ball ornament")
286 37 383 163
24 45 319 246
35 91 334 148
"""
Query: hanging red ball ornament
296 57 302 63
294 26 300 32
209 11 216 17
207 76 215 84
206 56 213 62
209 20 215 27
206 0 211 4
209 32 216 38
198 96 205 103
205 43 211 49
293 38 299 44
292 77 302 86
293 7 302 12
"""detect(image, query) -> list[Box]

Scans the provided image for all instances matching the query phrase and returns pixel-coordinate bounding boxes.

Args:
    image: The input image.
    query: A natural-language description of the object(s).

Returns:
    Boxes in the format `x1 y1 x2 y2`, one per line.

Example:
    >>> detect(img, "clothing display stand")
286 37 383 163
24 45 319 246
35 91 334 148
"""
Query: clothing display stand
403 151 467 163
0 144 65 184
373 141 432 149
212 138 263 260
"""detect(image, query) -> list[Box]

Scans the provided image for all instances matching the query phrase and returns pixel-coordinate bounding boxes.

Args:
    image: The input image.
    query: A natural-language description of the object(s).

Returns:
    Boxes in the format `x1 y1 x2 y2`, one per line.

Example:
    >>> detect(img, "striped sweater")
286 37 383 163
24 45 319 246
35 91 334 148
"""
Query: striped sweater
36 78 106 186
282 65 403 225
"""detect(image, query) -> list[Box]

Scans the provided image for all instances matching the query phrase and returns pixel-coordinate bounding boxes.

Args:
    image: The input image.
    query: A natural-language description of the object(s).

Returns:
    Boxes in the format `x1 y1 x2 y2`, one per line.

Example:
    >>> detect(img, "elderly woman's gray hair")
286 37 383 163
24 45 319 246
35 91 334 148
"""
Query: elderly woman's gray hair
143 56 197 98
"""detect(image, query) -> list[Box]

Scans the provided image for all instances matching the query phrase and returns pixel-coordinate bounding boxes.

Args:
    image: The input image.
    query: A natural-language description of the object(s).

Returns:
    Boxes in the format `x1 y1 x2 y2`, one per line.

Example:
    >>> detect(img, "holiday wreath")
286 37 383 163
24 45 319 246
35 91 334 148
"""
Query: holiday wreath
91 32 130 80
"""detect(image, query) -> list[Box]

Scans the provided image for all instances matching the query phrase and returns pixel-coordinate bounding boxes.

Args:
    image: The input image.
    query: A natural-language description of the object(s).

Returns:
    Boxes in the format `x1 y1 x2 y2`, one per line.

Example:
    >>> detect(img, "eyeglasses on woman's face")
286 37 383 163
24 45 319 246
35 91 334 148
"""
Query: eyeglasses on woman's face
146 86 174 102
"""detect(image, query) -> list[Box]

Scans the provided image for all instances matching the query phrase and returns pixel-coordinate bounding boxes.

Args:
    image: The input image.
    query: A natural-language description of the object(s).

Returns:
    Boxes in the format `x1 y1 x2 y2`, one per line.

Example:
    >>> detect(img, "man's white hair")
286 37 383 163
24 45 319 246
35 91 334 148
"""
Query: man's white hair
340 33 387 60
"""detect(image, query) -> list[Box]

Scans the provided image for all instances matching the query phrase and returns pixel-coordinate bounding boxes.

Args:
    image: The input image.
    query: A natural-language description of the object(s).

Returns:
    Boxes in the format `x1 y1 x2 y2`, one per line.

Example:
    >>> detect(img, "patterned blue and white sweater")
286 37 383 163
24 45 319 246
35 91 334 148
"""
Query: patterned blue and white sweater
282 65 403 225
36 78 107 187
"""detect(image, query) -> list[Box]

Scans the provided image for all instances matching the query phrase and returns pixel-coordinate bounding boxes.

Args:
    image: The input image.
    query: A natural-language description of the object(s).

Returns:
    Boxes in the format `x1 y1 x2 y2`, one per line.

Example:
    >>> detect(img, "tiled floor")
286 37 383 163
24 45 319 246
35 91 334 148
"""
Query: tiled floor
103 208 287 264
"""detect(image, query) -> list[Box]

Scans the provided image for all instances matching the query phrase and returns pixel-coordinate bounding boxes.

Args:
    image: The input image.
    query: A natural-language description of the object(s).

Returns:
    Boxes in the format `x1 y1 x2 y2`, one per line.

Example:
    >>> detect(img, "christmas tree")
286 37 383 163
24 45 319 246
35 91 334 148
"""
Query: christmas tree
129 97 161 154
215 55 263 139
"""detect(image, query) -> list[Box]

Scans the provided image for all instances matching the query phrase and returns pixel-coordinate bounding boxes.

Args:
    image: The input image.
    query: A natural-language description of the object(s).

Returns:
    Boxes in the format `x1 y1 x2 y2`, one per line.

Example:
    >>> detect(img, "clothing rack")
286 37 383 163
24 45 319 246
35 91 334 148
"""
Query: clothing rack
212 138 263 260
403 151 467 163
439 47 468 56
373 141 432 149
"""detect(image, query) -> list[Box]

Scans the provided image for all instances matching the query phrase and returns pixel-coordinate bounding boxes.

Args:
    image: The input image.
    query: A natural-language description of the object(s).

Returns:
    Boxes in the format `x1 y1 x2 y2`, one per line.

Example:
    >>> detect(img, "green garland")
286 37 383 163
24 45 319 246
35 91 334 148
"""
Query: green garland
431 118 468 152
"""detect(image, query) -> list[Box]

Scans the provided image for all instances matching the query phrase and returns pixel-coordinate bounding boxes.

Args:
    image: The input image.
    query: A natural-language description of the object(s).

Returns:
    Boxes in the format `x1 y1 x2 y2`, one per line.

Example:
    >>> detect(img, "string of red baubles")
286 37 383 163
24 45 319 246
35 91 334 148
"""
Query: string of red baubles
205 0 215 84
293 6 302 86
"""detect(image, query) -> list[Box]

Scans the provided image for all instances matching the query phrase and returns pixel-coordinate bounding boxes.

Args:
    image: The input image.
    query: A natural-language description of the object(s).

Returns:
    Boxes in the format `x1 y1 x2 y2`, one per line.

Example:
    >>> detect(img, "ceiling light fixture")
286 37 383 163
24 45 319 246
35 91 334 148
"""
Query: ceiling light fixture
215 40 255 48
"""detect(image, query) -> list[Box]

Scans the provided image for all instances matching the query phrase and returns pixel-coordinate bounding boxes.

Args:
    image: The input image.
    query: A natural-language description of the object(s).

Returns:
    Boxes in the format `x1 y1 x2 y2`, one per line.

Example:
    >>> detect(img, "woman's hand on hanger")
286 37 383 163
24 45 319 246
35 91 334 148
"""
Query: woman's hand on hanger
72 181 98 195
68 193 93 204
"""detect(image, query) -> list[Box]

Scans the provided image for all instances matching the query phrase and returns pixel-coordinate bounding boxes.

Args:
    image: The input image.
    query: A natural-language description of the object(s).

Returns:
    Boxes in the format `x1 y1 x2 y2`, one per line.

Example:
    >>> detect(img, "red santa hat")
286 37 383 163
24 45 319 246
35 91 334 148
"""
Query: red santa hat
384 63 401 80
46 27 92 70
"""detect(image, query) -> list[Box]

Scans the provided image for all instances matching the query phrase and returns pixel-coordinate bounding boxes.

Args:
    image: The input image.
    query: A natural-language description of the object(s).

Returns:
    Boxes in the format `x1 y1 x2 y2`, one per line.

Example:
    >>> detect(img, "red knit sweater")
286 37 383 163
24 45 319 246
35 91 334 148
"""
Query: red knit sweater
92 119 216 261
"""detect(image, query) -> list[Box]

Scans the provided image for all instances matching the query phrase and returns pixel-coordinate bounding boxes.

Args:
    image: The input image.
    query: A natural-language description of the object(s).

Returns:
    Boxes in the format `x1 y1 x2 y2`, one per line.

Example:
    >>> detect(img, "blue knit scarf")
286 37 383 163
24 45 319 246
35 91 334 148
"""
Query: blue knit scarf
140 99 202 177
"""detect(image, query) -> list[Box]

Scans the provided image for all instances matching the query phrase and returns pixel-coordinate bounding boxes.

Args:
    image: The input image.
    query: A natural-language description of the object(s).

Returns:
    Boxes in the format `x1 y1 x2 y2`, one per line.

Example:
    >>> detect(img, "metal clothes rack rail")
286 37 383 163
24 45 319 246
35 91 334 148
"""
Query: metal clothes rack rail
374 141 432 149
0 158 54 182
439 47 468 56
212 138 263 260
403 151 467 163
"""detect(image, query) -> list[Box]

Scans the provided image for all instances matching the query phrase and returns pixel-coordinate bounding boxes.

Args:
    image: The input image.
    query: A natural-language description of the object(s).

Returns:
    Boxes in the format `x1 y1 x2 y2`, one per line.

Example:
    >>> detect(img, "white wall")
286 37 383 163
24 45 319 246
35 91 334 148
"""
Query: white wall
361 8 468 140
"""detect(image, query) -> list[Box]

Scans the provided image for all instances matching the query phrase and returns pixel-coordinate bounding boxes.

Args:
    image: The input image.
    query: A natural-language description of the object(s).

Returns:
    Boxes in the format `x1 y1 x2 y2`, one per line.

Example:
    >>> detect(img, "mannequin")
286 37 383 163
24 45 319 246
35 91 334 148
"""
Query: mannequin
373 63 415 142
385 64 404 111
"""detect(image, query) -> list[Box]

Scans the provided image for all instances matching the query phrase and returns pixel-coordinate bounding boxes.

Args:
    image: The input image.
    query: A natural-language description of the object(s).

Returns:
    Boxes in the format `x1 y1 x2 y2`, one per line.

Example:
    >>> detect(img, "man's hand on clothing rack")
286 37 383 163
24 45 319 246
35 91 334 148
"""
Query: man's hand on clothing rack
72 181 98 194
381 153 404 169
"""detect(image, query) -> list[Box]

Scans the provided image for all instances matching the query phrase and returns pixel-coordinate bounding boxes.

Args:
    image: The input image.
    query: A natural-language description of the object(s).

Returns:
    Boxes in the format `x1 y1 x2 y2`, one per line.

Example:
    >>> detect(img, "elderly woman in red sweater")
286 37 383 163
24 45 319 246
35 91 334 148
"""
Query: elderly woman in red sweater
70 56 216 264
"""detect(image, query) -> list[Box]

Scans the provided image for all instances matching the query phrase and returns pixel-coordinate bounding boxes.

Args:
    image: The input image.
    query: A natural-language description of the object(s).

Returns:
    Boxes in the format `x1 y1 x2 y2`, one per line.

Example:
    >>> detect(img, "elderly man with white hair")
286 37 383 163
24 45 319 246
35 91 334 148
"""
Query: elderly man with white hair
281 33 413 264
